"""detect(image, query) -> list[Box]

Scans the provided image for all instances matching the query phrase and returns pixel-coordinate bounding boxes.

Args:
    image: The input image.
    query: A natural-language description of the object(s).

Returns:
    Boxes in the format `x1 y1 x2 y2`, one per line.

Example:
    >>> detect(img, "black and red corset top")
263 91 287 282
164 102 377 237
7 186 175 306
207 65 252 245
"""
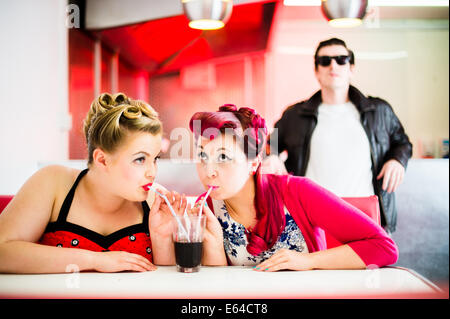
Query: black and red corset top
38 169 153 262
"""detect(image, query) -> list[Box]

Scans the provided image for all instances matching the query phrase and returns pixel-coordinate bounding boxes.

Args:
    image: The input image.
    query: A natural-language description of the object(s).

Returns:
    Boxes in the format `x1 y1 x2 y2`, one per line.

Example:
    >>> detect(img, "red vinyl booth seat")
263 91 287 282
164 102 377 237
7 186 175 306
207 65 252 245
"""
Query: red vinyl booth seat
0 195 13 215
325 195 381 249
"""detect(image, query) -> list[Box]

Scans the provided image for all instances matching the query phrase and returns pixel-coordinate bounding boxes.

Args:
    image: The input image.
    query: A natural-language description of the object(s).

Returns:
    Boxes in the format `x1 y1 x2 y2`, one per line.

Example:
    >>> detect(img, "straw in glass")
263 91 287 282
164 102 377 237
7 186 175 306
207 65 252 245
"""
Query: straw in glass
198 186 214 218
194 186 214 240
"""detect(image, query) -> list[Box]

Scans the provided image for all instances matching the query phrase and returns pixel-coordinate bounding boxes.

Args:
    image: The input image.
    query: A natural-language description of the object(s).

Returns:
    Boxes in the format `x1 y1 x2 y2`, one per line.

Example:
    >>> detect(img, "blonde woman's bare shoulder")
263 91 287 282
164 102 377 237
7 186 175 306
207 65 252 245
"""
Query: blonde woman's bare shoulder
20 166 84 202
16 165 83 220
0 165 84 243
32 165 80 186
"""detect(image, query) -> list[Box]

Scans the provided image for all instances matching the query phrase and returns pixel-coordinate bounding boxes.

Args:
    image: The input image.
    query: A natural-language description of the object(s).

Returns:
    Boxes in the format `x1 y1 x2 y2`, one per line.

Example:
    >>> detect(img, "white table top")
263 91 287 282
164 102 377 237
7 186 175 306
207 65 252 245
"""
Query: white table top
0 266 444 299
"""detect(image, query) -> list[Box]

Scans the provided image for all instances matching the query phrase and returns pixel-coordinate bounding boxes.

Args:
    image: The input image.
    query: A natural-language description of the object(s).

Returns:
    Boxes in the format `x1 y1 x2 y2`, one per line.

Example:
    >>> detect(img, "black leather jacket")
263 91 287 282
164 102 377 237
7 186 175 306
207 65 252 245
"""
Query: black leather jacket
272 85 412 232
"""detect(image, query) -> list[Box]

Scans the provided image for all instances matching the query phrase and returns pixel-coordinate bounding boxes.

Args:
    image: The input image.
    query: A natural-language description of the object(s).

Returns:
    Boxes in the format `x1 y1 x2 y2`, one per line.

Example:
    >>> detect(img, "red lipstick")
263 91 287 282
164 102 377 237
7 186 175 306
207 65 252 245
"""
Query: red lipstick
142 183 153 191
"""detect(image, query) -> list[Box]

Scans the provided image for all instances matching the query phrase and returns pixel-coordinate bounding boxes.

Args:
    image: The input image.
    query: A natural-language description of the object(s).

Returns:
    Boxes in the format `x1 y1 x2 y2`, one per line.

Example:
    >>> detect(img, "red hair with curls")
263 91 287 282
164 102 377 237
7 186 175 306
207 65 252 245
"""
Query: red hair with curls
189 104 286 256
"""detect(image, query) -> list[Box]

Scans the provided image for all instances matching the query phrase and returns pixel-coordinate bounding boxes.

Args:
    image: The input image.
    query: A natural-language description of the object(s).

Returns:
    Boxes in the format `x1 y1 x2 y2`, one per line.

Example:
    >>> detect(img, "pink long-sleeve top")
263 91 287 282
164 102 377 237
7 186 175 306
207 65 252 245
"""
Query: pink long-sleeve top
281 175 398 267
204 174 399 268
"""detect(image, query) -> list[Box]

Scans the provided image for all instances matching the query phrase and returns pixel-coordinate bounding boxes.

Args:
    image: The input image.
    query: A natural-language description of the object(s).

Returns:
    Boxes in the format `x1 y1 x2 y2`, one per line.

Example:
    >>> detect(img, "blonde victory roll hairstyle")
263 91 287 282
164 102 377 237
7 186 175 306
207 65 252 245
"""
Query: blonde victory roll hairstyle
83 92 162 165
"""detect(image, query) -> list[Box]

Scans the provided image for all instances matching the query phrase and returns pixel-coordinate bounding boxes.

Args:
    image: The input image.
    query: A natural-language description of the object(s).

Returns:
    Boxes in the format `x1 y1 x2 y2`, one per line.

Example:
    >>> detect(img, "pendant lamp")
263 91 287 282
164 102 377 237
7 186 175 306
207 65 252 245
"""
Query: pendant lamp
321 0 368 27
182 0 233 30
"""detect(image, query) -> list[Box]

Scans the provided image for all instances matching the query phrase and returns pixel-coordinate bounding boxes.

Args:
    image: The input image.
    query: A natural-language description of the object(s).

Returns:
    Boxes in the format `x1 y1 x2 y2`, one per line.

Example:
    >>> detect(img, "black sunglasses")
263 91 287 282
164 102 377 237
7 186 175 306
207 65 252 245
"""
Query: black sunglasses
316 55 350 67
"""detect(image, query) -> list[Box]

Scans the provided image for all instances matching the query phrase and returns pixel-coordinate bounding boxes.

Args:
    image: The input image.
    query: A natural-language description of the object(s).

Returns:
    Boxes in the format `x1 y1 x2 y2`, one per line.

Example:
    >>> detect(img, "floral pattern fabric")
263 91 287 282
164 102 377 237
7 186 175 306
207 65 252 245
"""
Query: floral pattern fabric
212 200 309 266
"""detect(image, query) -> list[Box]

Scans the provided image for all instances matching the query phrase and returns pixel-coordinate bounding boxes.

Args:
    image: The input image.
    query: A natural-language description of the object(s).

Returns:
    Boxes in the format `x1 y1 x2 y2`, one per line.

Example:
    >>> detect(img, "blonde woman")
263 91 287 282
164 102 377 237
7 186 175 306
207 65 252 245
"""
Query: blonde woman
0 93 186 273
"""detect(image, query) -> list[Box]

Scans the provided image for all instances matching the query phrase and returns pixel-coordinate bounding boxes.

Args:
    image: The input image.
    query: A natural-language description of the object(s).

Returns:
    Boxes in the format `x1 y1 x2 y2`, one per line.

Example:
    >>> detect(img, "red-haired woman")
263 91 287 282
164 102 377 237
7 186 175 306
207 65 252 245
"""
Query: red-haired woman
189 105 398 271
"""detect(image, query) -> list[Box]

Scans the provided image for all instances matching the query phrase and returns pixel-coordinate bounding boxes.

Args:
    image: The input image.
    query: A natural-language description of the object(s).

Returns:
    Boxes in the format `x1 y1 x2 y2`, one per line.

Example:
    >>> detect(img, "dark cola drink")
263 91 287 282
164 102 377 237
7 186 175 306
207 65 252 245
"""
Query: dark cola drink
174 242 203 272
173 215 206 272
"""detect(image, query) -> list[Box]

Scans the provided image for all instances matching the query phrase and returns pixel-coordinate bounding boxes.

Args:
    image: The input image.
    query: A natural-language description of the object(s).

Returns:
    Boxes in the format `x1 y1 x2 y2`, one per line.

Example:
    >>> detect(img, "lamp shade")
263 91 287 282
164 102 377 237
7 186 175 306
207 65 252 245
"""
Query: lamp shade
321 0 368 27
182 0 233 30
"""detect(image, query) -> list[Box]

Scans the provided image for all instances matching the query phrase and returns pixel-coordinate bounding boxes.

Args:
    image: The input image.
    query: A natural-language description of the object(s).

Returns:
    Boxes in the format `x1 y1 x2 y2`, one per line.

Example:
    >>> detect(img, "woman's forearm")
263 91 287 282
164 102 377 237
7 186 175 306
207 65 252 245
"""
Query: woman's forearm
309 244 366 270
0 240 96 274
150 236 175 266
202 240 227 266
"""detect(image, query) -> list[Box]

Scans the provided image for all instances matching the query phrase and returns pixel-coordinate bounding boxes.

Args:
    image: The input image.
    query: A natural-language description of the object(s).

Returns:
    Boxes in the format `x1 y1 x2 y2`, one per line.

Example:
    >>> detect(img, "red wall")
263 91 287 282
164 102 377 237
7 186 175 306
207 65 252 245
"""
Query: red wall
149 52 267 159
68 29 94 160
69 31 268 161
68 29 150 159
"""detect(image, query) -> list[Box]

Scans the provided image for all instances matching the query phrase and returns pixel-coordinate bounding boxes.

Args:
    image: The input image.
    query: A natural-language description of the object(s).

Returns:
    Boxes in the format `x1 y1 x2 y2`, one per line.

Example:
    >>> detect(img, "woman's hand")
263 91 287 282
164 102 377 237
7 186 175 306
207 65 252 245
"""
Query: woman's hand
191 200 223 246
148 189 189 240
253 249 313 272
148 189 189 265
93 251 156 272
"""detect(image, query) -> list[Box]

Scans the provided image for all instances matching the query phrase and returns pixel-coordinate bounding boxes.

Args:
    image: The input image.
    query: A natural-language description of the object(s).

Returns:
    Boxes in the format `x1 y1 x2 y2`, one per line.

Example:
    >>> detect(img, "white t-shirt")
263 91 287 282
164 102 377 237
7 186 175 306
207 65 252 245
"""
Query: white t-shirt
305 101 375 197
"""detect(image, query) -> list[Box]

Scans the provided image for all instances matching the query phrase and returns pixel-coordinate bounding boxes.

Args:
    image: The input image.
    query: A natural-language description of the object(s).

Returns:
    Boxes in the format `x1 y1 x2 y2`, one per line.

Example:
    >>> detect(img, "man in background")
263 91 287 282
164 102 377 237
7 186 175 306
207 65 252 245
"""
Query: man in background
265 38 412 234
